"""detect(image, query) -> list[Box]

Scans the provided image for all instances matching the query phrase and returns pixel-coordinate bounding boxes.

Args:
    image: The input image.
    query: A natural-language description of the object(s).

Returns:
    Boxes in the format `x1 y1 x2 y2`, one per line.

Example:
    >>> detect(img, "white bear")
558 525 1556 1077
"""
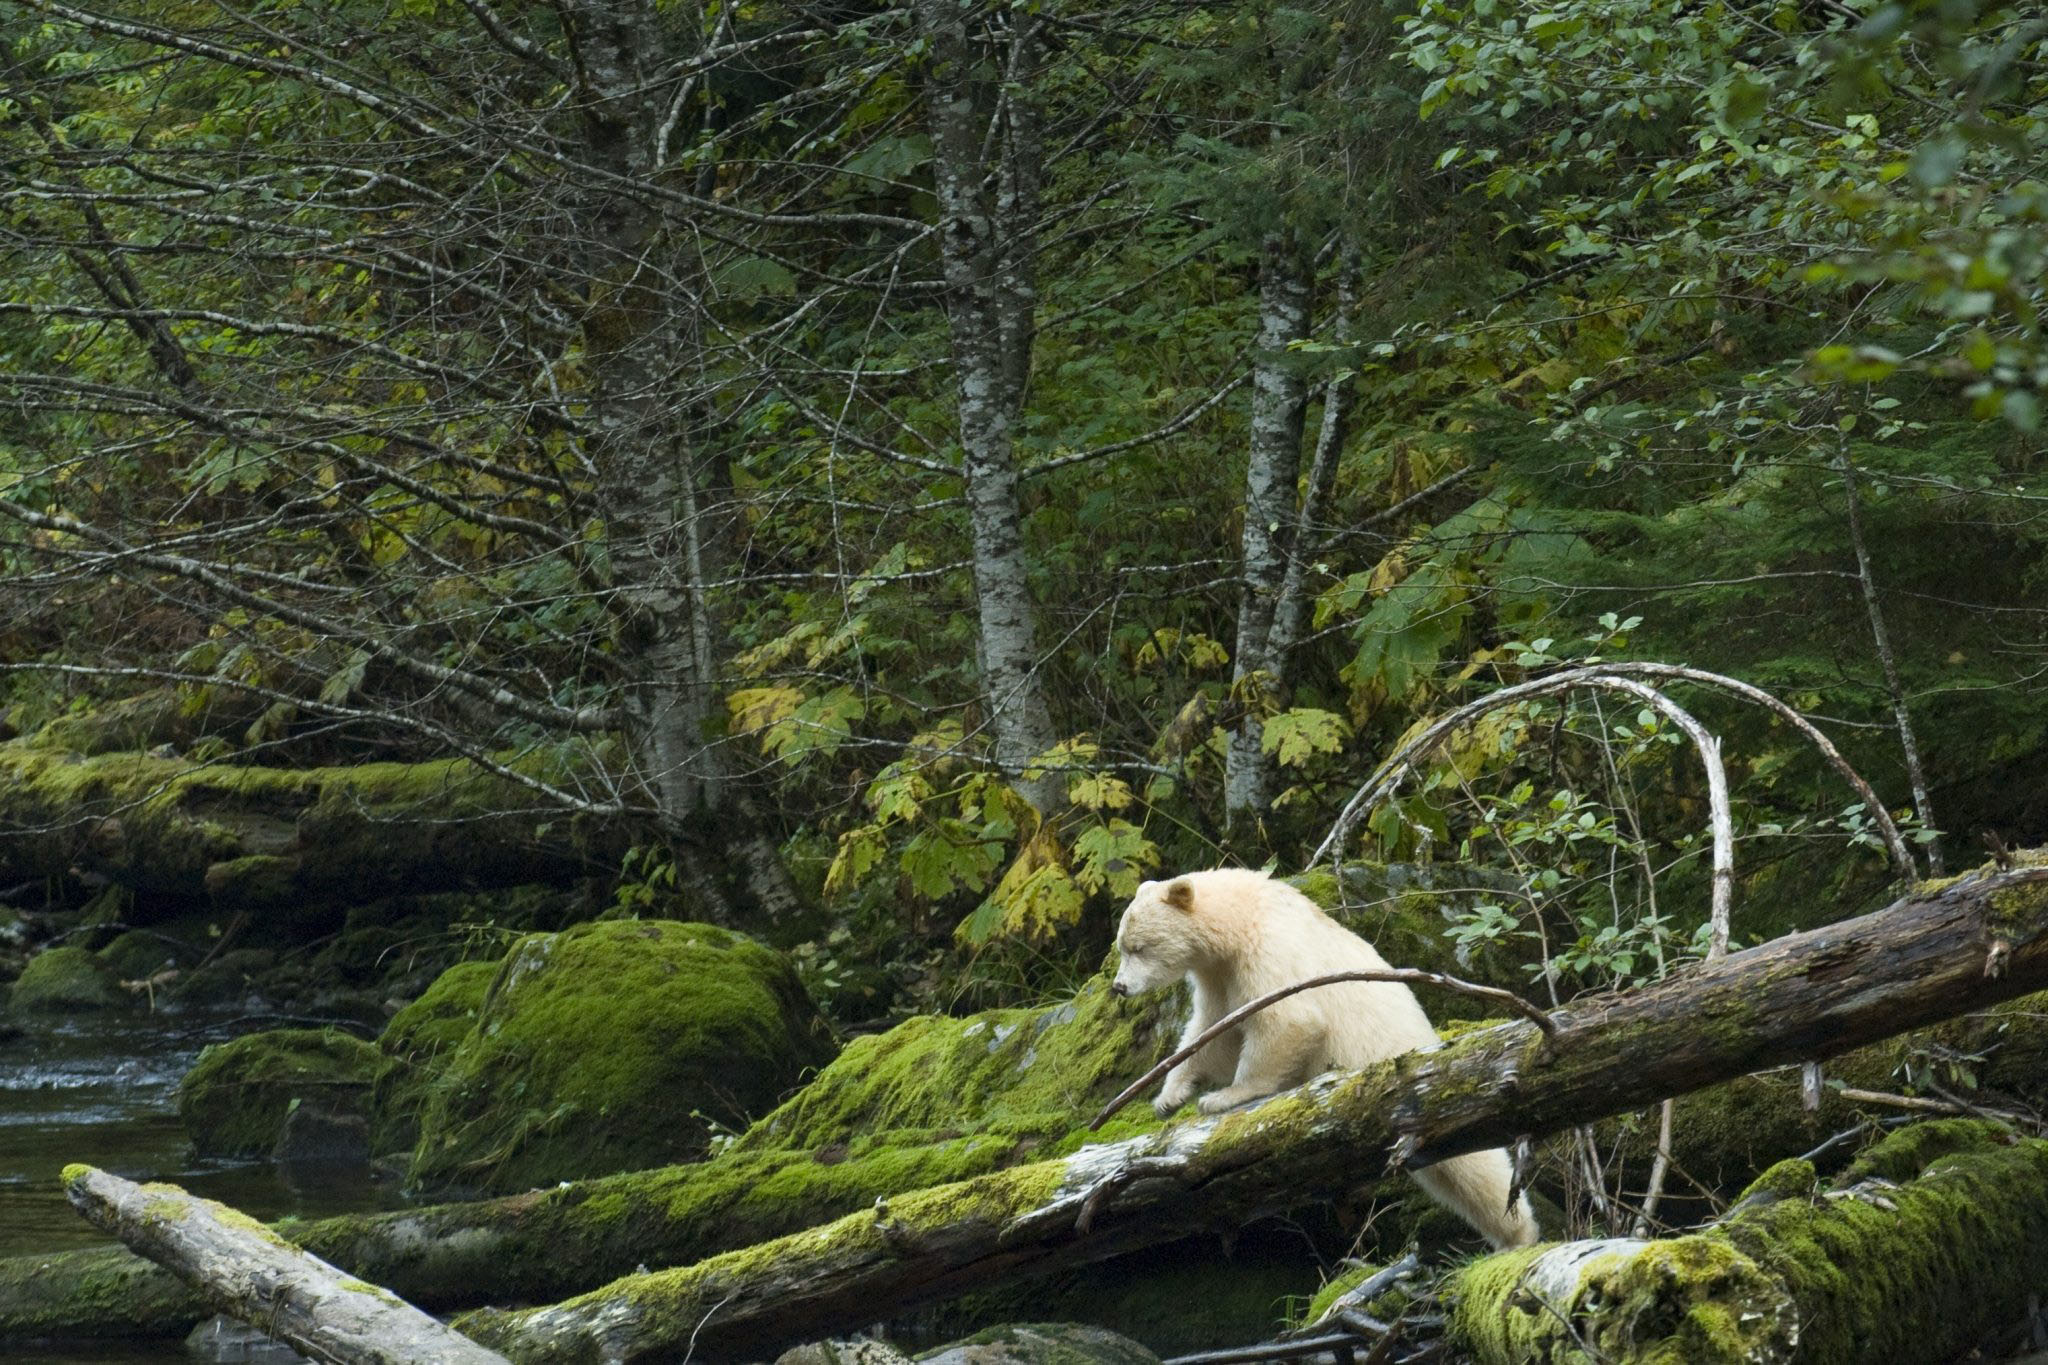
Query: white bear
1111 867 1538 1250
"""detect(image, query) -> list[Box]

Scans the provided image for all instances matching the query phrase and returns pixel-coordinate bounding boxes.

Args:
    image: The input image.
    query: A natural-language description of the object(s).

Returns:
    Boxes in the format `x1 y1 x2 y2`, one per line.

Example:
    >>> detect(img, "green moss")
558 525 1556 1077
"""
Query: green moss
735 972 1176 1158
1452 1126 2048 1365
10 945 123 1012
1835 1117 2011 1185
1450 1237 1795 1365
178 1028 382 1158
1732 1157 1816 1208
94 931 178 980
407 920 836 1194
369 959 498 1158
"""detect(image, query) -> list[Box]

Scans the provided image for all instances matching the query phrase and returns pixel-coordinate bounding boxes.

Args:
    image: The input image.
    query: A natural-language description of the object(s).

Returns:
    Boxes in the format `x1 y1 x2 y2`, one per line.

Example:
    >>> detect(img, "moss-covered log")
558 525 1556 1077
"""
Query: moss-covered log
0 975 1175 1342
0 745 627 915
1451 1120 2048 1364
64 1165 510 1365
451 861 2048 1362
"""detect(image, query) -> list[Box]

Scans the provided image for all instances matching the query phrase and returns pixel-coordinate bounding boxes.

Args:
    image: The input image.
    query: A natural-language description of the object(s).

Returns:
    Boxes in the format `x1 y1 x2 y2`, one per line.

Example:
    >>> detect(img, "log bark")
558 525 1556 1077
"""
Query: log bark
455 861 2048 1362
0 744 627 914
63 1165 509 1365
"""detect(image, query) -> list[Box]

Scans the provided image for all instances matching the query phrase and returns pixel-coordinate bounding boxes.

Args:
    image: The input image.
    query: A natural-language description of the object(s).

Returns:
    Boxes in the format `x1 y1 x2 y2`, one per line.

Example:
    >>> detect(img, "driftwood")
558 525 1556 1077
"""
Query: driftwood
63 1165 509 1365
454 862 2048 1362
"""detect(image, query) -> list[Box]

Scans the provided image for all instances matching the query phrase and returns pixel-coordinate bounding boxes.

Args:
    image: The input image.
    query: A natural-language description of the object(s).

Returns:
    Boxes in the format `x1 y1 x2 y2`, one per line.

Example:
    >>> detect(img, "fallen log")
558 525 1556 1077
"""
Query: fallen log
63 1164 509 1365
455 861 2048 1361
0 745 627 915
1450 1119 2048 1364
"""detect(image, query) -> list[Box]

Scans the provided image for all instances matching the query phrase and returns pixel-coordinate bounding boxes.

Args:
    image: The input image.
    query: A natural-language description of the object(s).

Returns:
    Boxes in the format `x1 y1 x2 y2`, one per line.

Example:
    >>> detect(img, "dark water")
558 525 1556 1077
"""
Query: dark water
0 1013 407 1362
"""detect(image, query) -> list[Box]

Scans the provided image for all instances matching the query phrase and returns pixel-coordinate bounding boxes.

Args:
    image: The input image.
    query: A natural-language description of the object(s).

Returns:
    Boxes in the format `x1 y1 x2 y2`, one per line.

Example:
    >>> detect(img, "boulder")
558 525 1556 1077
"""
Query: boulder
9 944 124 1012
178 1028 382 1158
406 920 836 1194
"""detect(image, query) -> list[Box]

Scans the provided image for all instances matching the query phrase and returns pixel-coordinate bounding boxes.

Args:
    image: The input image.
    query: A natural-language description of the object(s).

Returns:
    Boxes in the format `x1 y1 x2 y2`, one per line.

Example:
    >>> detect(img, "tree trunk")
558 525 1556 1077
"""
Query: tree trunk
564 0 798 923
455 860 2048 1362
918 0 1061 814
0 745 628 914
1451 1121 2048 1365
64 1165 509 1365
1224 236 1314 842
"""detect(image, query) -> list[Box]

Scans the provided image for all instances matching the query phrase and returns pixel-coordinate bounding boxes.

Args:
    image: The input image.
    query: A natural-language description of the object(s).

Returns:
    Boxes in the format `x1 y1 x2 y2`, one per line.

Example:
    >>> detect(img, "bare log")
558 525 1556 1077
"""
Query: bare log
62 1164 508 1365
457 861 2048 1362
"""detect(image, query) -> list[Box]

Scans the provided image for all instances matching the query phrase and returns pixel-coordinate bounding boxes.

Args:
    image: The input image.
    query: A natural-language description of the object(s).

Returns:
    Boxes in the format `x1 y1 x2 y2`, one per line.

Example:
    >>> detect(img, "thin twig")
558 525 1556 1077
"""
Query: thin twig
1089 969 1556 1131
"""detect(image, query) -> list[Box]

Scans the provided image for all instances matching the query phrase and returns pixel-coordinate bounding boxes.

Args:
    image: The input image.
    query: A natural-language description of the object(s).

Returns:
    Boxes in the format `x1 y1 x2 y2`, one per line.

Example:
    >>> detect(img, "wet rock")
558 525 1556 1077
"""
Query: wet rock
777 1339 915 1365
9 944 124 1012
178 1027 381 1158
918 1324 1159 1365
272 1099 372 1166
184 1313 314 1362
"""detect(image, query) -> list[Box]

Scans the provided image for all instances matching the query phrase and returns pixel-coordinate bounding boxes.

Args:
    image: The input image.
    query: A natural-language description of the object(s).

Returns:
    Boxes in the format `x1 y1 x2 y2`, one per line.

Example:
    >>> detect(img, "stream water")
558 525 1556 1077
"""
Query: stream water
0 1013 408 1362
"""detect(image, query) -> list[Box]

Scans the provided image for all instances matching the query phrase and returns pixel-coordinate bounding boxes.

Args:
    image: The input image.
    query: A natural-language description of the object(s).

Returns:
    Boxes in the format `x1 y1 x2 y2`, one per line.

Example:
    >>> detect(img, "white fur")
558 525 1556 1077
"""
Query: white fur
1113 868 1539 1250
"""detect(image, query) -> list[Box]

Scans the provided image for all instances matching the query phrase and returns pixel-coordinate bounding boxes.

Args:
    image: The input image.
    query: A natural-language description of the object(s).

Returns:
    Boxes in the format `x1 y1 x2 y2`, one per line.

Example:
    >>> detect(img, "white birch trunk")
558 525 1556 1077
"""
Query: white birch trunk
919 0 1062 814
1223 236 1314 838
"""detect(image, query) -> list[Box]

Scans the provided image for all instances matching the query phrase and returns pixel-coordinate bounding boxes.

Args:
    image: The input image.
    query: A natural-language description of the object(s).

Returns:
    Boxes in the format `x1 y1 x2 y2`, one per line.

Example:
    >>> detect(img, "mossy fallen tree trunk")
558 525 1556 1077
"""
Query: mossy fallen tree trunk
448 862 2048 1362
64 1165 510 1365
0 744 627 914
0 976 1175 1342
1451 1120 2048 1364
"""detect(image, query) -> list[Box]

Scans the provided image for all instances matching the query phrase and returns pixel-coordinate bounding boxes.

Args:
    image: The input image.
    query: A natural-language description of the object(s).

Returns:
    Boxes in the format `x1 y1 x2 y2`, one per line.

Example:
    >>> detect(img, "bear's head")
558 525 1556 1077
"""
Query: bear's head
1111 877 1197 997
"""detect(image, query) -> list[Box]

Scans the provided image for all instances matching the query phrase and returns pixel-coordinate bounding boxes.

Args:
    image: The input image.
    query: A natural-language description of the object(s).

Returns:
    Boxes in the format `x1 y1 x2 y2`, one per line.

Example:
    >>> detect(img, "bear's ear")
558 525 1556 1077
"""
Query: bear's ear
1162 879 1194 912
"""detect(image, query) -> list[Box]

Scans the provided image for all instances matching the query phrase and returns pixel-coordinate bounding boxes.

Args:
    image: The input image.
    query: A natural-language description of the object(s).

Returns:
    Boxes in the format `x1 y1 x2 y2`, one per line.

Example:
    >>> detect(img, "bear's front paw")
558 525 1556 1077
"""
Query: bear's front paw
1153 1079 1196 1116
1197 1088 1257 1114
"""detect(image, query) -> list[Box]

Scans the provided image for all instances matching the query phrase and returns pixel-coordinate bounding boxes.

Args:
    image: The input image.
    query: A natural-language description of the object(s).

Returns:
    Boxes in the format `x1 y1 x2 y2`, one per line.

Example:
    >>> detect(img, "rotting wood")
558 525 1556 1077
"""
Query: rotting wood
63 1165 508 1365
456 860 2048 1362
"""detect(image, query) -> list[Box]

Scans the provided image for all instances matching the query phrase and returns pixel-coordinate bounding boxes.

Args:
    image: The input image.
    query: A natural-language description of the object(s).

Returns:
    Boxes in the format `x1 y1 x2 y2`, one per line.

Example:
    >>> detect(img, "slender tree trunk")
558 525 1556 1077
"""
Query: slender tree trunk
565 0 794 920
1268 257 1362 665
1838 450 1941 874
1224 235 1314 840
919 0 1062 815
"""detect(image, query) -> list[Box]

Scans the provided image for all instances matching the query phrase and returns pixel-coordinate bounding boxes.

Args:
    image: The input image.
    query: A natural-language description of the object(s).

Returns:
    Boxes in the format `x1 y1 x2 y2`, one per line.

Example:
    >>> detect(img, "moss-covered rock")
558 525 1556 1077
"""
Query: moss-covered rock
177 1027 382 1158
370 958 498 1158
95 930 180 981
9 945 124 1012
406 920 837 1194
737 968 1178 1159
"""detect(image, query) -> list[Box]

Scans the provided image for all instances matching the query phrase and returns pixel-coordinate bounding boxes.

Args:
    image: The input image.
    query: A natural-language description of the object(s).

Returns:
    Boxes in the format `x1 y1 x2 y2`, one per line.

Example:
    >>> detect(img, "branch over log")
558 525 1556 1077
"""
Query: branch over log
63 1165 508 1365
458 861 2048 1362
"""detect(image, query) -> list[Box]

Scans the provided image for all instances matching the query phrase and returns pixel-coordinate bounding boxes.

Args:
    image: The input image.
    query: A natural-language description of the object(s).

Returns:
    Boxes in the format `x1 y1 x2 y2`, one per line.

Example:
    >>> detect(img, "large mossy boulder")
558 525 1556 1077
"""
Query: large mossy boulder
10 945 124 1012
370 958 498 1159
407 920 836 1194
178 1027 383 1157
